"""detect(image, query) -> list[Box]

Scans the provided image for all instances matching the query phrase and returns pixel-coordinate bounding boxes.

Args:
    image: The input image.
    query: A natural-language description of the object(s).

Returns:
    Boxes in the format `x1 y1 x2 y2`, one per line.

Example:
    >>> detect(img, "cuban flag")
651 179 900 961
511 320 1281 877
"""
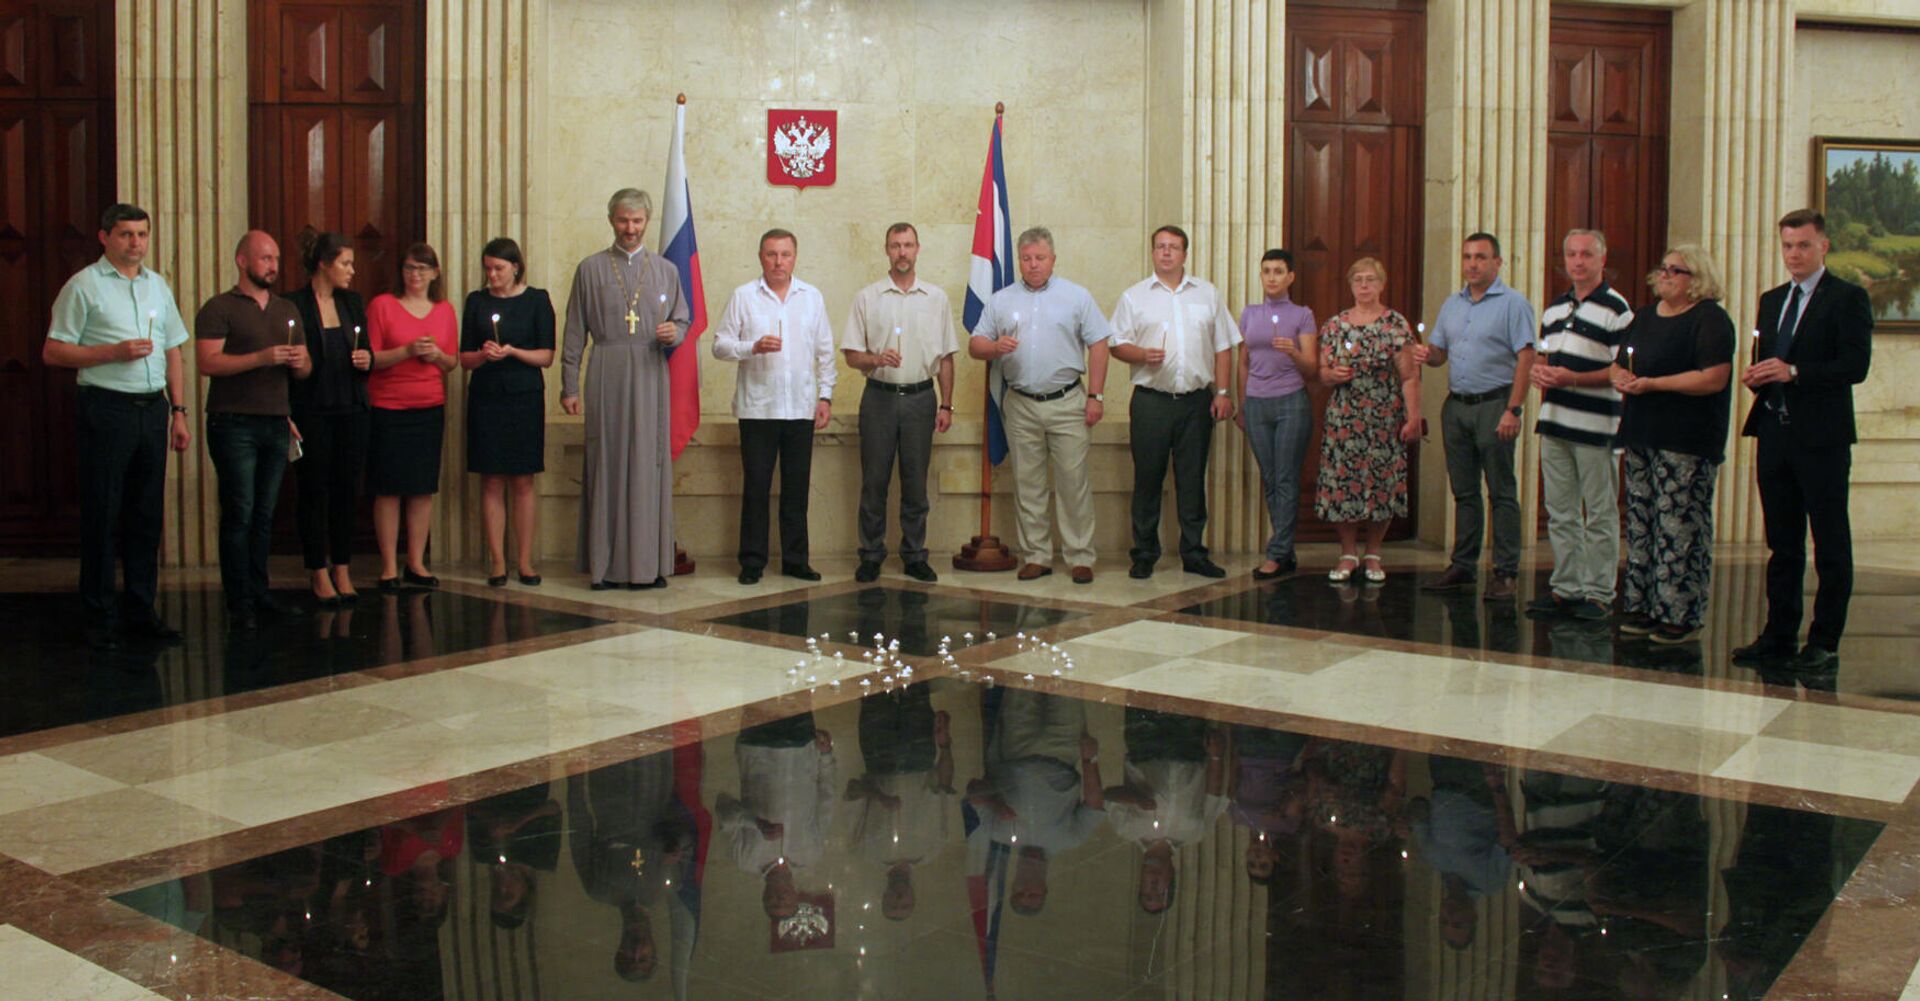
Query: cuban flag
962 115 1013 466
660 101 707 461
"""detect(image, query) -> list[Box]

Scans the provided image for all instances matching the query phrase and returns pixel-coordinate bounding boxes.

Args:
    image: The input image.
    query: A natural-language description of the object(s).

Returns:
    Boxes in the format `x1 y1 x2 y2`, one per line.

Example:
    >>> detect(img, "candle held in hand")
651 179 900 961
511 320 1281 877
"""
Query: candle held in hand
1750 328 1761 365
286 318 297 347
146 309 157 343
490 313 501 344
1626 345 1635 375
354 325 366 352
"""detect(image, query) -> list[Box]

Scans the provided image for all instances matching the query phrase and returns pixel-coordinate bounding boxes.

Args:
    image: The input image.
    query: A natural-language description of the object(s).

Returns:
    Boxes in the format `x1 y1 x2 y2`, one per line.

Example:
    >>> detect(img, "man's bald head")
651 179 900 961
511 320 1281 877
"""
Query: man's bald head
235 230 281 291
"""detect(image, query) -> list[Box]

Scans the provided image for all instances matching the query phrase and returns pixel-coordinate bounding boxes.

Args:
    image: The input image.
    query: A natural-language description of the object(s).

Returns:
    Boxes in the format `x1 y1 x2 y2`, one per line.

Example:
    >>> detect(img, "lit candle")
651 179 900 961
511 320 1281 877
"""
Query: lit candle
1750 328 1762 366
286 318 297 347
490 312 501 344
354 325 366 352
146 309 156 343
1625 345 1635 375
890 325 902 364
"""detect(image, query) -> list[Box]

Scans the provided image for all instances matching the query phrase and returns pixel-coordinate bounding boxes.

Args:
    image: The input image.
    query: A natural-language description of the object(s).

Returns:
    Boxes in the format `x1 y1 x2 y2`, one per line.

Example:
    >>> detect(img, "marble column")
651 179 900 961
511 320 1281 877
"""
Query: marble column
1146 0 1288 557
1669 0 1796 544
116 0 249 568
1419 0 1551 549
425 0 547 563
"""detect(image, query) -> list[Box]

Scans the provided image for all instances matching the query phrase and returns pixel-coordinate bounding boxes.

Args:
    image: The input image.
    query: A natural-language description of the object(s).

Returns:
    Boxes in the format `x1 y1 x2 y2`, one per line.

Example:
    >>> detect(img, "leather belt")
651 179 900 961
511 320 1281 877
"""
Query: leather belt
1448 385 1513 406
866 378 933 396
1009 381 1080 402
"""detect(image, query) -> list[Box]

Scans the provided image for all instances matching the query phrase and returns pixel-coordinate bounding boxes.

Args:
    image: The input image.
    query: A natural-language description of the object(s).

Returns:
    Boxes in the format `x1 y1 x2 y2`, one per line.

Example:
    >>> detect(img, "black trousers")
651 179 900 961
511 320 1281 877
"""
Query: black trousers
75 387 169 626
294 409 369 569
1756 421 1854 652
738 418 814 571
1129 388 1214 563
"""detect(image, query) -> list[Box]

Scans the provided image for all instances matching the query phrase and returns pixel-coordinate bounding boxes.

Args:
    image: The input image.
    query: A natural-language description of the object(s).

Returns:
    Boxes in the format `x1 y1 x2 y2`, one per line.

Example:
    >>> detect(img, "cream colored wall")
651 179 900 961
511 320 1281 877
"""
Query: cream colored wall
1785 25 1920 540
532 0 1149 563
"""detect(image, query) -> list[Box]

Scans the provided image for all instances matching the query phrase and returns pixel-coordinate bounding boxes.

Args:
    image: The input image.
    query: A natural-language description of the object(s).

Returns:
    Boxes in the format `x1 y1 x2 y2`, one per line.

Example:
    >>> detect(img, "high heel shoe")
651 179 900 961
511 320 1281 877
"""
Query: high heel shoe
1327 555 1359 583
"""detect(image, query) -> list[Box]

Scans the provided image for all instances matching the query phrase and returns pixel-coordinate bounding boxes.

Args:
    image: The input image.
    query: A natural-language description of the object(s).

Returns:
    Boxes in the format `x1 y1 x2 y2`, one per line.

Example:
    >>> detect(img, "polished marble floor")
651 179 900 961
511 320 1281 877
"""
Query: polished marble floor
0 542 1918 1001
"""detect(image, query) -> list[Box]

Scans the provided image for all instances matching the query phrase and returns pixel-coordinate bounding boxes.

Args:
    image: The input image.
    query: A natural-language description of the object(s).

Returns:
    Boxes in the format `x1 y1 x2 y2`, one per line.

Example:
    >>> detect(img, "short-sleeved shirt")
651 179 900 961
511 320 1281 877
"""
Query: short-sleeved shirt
972 276 1111 394
1535 283 1632 446
46 257 191 393
460 287 556 398
195 289 301 416
1431 277 1538 394
1109 274 1242 394
1239 296 1317 399
839 277 960 386
1615 299 1736 462
366 294 458 410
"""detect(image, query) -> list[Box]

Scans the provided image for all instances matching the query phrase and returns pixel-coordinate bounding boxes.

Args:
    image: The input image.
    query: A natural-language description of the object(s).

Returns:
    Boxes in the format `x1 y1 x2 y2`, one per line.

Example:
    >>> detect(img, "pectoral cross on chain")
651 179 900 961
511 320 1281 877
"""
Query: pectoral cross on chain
625 308 641 336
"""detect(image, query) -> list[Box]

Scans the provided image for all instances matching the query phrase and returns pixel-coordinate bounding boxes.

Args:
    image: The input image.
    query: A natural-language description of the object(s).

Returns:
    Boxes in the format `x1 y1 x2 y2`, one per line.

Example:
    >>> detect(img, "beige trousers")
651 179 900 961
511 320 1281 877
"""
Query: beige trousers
1002 386 1096 567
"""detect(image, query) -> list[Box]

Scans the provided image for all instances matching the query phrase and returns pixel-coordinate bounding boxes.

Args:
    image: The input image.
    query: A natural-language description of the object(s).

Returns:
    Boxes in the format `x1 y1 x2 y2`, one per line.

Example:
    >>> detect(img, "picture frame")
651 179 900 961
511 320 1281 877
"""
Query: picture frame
1812 136 1920 333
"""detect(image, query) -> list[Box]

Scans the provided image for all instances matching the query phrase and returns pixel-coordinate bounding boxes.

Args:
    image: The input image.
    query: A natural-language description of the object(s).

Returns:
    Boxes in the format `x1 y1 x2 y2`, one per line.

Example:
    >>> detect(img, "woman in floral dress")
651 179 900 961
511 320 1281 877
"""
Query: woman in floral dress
1314 258 1425 582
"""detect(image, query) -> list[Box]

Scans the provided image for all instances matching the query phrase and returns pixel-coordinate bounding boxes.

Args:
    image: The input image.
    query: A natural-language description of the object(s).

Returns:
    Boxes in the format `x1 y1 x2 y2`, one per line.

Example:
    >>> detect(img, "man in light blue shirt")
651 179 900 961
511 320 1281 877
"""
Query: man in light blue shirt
969 228 1111 583
42 204 192 649
1413 233 1537 599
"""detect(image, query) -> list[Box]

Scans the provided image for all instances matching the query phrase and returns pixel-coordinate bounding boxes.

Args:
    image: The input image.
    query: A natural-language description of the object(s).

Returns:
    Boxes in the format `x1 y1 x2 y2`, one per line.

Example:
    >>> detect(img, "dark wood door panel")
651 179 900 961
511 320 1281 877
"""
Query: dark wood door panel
278 7 338 102
0 9 30 96
38 0 100 98
1548 43 1594 132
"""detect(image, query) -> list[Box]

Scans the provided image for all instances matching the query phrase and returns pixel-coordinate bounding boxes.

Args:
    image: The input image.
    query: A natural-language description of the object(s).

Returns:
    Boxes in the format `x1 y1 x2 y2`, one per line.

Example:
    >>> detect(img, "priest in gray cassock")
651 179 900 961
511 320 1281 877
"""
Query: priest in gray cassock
561 188 689 590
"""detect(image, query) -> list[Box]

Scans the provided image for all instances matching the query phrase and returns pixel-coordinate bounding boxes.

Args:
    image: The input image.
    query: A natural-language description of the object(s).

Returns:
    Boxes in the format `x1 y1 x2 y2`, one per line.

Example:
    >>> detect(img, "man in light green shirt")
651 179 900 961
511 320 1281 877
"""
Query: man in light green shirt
42 203 193 649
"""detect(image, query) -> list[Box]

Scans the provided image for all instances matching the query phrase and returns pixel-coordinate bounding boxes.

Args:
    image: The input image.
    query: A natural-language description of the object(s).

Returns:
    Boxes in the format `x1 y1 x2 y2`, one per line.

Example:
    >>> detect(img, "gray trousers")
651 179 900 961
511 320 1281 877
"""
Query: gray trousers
857 382 937 564
1539 435 1619 603
1441 395 1521 577
1243 390 1312 562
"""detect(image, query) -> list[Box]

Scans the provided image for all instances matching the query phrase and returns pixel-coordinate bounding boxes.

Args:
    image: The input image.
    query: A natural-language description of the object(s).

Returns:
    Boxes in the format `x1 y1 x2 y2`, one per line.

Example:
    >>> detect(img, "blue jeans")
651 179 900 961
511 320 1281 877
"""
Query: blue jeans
206 413 290 611
1243 391 1312 561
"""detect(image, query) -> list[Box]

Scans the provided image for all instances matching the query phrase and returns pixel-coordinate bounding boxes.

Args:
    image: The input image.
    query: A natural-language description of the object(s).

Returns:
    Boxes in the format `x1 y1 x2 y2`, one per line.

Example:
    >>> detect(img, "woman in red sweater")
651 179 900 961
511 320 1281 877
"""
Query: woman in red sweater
365 243 458 590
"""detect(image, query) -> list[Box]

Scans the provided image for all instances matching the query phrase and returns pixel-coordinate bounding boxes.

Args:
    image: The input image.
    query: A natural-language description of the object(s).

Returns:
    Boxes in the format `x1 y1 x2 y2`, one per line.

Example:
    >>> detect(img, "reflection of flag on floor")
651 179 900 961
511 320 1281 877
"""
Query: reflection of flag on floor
669 718 711 1001
963 114 1013 466
661 101 707 460
963 805 1009 999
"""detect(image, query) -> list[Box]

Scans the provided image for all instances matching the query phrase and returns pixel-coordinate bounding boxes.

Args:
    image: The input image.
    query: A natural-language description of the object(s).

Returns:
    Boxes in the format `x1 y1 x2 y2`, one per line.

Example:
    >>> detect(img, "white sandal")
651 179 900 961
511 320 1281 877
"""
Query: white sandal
1328 555 1359 582
1362 554 1387 583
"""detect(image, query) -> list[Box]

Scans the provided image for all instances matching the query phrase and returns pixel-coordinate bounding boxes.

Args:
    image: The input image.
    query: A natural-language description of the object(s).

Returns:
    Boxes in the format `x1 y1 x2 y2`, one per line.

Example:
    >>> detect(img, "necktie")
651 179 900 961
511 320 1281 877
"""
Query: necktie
1773 284 1803 360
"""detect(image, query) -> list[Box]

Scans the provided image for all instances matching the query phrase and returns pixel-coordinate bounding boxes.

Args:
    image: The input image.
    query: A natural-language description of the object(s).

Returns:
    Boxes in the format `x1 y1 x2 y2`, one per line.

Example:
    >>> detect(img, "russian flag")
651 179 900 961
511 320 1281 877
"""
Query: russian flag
963 115 1013 466
660 101 706 461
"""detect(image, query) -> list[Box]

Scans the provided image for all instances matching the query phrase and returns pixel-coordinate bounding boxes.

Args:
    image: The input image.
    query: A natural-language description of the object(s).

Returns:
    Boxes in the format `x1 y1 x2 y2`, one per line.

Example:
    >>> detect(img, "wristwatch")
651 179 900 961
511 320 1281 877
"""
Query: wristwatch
1088 392 1104 402
1788 364 1799 381
1214 387 1230 396
1508 405 1523 417
169 404 188 416
938 404 953 412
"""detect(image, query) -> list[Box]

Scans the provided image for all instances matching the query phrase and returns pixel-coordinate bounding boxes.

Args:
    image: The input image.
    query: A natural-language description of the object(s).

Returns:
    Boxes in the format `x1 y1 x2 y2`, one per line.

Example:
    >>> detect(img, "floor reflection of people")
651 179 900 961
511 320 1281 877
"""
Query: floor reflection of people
568 749 693 982
377 590 436 664
1302 739 1406 915
1104 708 1227 914
716 713 836 923
1406 757 1513 951
847 686 954 922
1227 723 1309 885
1718 805 1839 999
379 805 463 929
468 782 562 930
967 688 1105 915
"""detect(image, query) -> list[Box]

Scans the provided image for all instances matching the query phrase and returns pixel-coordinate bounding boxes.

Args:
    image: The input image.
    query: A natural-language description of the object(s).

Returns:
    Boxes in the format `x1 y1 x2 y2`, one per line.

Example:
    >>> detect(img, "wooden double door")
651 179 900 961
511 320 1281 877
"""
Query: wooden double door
1284 3 1425 542
0 0 114 553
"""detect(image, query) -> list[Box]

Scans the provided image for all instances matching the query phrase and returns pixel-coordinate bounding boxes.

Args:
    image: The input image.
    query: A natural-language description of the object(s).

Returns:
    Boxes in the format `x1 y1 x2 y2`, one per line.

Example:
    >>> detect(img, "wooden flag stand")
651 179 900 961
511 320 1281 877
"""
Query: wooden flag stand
953 102 1017 574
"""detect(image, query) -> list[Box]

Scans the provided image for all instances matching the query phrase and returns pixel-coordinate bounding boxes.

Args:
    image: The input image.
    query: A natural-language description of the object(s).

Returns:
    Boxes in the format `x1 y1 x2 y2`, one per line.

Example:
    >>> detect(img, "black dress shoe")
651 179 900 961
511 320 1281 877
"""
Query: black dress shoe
855 561 881 583
125 618 183 643
488 573 508 588
255 595 294 618
782 563 822 582
903 561 937 583
1790 645 1839 672
1251 558 1295 581
1731 636 1796 665
1129 560 1153 579
85 624 121 651
228 610 259 633
1421 565 1475 591
738 567 763 585
378 576 403 593
1183 558 1227 579
518 574 542 586
648 576 668 589
590 580 617 591
402 568 439 588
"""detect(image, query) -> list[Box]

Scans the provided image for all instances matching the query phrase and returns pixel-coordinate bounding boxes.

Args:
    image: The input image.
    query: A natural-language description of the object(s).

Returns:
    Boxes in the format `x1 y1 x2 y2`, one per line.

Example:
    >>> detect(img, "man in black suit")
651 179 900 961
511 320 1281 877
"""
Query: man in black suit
1732 209 1873 673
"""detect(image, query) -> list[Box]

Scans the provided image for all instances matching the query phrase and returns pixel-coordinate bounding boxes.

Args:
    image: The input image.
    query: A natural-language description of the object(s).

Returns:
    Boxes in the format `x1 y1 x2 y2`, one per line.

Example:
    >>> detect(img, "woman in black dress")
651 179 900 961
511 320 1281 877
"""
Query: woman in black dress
460 238 556 586
287 231 373 605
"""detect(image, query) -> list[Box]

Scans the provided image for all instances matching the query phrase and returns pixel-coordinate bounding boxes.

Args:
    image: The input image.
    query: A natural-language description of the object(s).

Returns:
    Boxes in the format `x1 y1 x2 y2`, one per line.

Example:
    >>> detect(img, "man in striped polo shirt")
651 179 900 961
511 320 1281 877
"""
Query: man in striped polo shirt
1527 229 1632 620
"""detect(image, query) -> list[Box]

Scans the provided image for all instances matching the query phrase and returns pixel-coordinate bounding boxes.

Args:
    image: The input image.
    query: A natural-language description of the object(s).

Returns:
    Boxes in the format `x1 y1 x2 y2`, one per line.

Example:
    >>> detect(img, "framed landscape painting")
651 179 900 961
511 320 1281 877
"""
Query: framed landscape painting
1813 136 1920 332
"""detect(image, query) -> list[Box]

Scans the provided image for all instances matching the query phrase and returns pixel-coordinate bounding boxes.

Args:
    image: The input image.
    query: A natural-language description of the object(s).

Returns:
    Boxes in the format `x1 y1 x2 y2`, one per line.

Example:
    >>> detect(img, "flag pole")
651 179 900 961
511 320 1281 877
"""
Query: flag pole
672 91 695 575
954 102 1017 573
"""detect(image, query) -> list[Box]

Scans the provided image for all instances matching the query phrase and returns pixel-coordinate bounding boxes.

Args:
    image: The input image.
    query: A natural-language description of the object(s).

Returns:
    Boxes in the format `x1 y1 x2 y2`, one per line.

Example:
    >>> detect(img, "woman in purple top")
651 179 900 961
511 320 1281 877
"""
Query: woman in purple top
1234 249 1319 580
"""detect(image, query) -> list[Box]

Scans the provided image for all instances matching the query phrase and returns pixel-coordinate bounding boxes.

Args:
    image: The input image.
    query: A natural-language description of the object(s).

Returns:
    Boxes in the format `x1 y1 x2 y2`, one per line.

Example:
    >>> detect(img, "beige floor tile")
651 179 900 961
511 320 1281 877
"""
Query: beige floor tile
0 925 165 1001
0 788 242 874
37 721 289 787
1763 701 1920 756
1068 619 1251 657
1540 714 1751 775
1712 736 1920 803
334 670 554 721
0 753 127 818
1107 659 1308 711
139 747 411 828
216 694 423 749
1190 635 1370 674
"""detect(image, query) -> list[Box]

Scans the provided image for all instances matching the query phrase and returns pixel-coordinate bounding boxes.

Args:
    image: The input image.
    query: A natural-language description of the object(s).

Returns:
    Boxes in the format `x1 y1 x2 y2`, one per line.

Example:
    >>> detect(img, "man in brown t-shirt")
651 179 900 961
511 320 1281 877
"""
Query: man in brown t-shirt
195 230 311 628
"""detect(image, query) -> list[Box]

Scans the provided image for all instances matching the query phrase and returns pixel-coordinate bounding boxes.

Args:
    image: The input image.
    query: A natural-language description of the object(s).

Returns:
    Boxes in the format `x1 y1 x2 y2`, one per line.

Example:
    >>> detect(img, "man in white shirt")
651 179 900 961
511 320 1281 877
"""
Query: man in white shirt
841 223 958 584
1108 226 1241 579
712 229 837 584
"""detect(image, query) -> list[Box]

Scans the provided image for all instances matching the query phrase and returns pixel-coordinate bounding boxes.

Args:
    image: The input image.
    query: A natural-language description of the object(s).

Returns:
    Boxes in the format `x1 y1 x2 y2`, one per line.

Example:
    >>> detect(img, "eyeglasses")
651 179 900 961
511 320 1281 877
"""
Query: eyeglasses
1349 274 1382 285
402 263 436 273
1656 265 1693 277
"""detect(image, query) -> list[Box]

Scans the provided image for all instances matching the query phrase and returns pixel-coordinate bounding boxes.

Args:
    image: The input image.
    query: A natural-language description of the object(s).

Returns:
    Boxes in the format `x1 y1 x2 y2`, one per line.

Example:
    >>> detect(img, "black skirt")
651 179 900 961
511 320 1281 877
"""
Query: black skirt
366 406 445 496
466 389 545 475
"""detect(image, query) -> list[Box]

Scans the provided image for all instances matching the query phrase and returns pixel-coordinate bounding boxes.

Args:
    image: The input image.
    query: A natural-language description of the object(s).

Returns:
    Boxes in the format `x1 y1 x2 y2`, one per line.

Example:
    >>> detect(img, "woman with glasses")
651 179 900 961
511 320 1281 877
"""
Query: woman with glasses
1612 247 1735 644
365 244 458 591
1313 258 1424 583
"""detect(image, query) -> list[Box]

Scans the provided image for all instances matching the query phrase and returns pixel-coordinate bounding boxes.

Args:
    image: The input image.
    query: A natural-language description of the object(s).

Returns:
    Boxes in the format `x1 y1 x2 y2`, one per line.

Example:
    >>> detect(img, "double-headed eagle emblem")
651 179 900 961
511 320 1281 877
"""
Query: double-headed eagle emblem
773 116 834 179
